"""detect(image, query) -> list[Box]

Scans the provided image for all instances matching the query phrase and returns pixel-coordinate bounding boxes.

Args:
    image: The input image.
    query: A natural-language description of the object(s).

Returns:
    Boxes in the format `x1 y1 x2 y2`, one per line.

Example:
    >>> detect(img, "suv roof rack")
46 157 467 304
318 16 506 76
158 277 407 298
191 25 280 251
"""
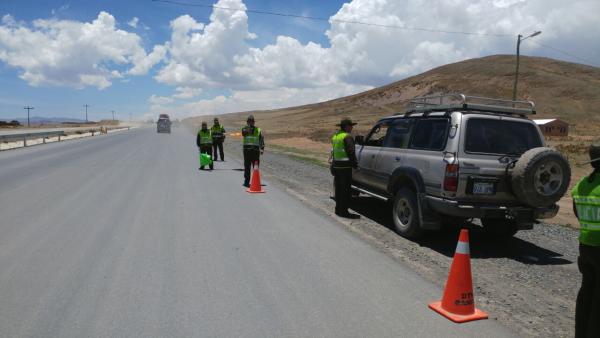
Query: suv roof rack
403 94 535 117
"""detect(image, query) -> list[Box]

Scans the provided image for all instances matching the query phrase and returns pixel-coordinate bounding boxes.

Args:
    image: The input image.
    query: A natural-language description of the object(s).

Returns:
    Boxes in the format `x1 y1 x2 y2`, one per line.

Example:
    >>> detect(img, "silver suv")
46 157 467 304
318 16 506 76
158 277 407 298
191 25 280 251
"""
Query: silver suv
351 94 571 239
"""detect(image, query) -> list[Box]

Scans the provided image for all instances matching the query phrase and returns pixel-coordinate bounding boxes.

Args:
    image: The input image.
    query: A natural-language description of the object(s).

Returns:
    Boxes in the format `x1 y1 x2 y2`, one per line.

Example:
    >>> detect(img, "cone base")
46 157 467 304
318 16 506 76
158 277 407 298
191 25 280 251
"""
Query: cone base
428 301 488 323
246 189 265 193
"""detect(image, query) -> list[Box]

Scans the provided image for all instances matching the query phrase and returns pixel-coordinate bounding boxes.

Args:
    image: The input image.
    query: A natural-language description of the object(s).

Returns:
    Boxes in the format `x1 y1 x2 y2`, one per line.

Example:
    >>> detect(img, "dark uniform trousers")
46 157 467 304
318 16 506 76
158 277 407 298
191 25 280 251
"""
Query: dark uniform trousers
200 145 213 169
332 165 352 213
213 139 224 161
243 147 260 185
576 243 600 338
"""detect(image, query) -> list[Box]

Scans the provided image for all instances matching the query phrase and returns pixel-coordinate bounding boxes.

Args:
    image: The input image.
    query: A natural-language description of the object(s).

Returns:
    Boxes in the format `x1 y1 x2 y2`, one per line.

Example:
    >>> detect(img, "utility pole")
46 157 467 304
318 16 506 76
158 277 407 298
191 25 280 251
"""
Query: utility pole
84 104 90 123
512 31 542 101
24 106 34 127
111 110 116 121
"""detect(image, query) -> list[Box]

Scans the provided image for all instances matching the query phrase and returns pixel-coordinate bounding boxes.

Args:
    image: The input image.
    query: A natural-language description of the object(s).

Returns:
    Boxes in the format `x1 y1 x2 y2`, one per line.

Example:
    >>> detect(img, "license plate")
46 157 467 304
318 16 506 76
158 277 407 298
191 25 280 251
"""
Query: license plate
473 182 495 195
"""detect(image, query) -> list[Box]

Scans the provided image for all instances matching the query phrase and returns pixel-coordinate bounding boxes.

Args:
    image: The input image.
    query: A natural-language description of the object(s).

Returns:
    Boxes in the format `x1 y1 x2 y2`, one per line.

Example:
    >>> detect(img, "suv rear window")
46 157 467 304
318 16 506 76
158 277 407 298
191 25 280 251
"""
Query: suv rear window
409 119 449 151
465 118 542 155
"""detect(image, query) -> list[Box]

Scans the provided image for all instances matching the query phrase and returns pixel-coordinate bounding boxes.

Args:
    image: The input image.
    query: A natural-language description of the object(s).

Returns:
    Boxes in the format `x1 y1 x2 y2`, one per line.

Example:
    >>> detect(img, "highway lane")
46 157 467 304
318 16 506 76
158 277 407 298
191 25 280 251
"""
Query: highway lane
0 127 515 337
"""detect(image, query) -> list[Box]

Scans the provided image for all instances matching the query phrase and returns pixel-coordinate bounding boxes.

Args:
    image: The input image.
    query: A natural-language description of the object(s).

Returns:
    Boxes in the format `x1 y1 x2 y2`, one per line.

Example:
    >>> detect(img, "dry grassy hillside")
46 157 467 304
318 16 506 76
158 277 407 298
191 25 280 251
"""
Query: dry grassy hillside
186 55 600 141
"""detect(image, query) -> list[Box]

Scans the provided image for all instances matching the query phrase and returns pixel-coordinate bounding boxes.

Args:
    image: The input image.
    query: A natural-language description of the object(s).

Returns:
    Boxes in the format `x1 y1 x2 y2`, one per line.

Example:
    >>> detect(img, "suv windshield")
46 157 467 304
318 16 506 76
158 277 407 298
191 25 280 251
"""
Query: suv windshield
465 118 542 155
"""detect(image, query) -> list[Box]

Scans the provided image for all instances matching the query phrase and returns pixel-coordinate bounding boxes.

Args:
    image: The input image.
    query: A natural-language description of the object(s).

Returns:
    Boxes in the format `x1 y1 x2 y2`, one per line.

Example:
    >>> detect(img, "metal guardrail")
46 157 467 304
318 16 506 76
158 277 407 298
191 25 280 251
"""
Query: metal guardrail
0 131 67 147
0 127 132 150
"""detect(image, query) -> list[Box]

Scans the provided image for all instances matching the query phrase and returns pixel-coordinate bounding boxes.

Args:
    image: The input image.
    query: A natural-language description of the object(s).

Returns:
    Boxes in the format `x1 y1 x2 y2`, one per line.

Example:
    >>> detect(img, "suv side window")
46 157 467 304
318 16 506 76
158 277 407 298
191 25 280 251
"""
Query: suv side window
364 121 390 147
409 118 449 151
383 119 413 148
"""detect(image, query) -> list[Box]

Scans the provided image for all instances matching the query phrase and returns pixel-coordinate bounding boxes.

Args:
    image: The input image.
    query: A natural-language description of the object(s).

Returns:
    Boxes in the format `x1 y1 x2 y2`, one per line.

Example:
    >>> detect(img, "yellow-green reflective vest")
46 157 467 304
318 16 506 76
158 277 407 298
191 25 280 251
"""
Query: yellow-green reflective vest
199 129 212 145
331 131 350 161
572 173 600 246
211 125 225 137
243 127 261 147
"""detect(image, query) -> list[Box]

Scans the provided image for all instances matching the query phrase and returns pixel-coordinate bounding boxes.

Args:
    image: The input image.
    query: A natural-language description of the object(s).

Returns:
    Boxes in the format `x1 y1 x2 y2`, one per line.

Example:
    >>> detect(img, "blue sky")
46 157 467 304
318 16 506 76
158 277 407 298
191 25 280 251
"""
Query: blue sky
0 0 598 121
0 0 343 120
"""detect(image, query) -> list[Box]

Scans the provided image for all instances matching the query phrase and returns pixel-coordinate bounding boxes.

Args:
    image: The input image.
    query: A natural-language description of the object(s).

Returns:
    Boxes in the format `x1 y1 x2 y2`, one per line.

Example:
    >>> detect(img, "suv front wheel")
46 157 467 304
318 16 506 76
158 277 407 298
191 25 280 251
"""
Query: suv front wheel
392 188 424 239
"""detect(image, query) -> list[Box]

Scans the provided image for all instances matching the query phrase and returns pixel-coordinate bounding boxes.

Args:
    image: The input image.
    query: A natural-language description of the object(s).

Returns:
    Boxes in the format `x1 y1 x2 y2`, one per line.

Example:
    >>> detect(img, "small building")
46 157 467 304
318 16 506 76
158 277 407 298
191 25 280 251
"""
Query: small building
533 119 569 137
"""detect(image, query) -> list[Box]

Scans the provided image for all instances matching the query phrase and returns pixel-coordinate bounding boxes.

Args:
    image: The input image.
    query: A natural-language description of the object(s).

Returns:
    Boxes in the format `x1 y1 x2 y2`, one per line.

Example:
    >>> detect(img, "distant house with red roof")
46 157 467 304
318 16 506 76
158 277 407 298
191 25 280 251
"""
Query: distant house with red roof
533 119 569 137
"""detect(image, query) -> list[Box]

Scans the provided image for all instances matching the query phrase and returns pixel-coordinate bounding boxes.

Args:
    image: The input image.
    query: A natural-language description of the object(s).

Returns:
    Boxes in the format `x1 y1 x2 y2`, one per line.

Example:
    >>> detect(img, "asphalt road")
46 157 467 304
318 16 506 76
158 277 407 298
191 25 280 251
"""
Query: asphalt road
0 127 515 337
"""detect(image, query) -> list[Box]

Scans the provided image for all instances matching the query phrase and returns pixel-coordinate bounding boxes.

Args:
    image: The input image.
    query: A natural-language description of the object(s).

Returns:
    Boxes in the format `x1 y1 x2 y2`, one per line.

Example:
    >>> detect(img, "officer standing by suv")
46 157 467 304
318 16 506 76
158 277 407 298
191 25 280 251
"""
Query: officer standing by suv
573 139 600 338
211 118 226 161
242 115 264 187
196 121 214 170
331 117 359 219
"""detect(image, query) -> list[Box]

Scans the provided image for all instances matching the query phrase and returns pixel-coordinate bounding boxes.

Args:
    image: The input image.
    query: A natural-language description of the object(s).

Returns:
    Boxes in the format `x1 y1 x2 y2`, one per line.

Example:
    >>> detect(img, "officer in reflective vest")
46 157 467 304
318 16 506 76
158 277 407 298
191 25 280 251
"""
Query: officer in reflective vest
330 117 359 218
242 115 264 187
211 118 226 161
196 121 214 170
572 139 600 338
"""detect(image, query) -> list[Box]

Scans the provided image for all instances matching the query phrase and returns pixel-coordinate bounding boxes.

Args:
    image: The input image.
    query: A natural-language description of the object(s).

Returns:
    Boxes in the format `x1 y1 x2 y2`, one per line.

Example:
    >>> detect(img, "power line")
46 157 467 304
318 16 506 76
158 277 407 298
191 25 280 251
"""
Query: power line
151 0 512 37
84 104 90 123
24 106 34 127
525 40 599 67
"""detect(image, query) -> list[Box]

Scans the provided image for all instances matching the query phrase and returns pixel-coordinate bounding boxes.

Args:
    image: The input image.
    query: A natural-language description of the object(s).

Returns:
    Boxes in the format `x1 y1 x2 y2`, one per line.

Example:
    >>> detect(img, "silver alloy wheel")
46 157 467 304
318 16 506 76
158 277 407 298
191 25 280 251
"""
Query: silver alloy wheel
394 197 413 229
533 161 564 196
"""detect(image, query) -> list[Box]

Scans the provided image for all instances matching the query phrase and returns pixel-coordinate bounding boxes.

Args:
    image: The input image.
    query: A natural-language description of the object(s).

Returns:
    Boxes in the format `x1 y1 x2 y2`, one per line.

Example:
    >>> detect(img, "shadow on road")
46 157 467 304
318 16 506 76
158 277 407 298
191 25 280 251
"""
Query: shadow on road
349 196 572 266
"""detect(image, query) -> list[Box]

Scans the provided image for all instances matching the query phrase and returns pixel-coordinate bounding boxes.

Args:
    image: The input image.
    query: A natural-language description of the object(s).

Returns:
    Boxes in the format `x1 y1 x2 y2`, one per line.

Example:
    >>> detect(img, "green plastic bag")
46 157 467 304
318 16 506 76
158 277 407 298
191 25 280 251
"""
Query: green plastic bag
200 153 213 166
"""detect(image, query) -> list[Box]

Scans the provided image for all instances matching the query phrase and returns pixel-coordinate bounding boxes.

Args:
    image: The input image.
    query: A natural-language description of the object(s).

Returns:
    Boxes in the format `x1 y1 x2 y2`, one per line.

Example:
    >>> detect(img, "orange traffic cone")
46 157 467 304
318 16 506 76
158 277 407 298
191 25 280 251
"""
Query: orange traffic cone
247 162 265 193
429 229 488 323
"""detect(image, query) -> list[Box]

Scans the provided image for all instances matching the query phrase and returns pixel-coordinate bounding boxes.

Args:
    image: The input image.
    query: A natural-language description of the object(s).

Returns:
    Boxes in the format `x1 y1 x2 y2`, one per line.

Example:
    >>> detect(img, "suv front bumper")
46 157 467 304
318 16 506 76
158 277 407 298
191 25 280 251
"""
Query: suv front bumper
425 195 558 222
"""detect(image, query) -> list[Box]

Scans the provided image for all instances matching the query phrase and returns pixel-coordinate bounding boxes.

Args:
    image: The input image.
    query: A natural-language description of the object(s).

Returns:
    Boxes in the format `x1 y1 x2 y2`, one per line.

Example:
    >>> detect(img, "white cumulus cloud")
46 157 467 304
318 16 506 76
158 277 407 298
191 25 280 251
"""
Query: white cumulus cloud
155 0 256 89
151 0 599 117
127 17 139 28
0 12 164 89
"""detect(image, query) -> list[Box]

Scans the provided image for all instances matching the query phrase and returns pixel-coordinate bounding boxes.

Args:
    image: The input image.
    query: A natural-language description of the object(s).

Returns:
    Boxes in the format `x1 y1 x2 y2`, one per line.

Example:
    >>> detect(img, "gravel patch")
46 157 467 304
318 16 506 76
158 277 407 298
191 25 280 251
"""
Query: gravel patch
223 139 579 338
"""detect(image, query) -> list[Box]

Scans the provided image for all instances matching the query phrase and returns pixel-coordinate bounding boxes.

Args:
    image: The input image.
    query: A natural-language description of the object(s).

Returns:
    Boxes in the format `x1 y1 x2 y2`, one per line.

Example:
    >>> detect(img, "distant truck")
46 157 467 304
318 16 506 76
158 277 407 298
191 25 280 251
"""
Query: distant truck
157 114 171 133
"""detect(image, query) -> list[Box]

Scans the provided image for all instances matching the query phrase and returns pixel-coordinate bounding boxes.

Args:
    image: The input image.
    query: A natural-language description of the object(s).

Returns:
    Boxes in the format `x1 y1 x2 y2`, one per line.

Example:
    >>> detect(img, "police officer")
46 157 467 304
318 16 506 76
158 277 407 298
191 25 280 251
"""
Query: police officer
242 115 264 187
331 117 359 219
196 121 214 170
573 139 600 338
211 118 226 161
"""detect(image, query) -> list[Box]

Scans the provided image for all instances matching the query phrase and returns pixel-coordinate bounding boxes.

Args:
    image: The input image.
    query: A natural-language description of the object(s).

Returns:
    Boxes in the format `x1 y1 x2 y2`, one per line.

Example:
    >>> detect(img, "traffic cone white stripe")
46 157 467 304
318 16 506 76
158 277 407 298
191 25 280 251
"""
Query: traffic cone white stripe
455 241 470 255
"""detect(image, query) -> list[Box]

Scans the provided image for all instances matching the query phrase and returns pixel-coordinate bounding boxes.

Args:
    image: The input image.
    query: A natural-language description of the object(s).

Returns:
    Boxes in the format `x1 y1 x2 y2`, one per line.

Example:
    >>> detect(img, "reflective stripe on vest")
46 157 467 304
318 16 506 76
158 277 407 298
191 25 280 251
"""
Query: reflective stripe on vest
331 131 349 161
243 127 261 147
573 196 600 230
199 130 212 144
572 174 600 246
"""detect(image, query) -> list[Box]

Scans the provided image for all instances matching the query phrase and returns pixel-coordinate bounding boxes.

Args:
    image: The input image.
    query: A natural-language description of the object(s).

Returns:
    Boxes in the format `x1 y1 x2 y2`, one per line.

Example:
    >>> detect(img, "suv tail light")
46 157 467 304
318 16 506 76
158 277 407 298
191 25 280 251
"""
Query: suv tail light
444 163 459 192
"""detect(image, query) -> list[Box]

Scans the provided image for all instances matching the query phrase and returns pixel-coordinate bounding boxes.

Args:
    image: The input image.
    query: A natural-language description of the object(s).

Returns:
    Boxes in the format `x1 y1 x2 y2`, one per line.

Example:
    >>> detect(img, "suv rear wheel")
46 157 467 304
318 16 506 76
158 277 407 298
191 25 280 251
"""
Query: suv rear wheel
392 188 423 239
481 218 519 239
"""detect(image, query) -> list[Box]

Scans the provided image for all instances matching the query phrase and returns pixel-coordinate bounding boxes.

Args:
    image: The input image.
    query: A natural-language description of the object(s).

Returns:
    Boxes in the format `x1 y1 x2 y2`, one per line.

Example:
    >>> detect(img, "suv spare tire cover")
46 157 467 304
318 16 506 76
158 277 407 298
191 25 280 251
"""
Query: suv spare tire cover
511 147 571 208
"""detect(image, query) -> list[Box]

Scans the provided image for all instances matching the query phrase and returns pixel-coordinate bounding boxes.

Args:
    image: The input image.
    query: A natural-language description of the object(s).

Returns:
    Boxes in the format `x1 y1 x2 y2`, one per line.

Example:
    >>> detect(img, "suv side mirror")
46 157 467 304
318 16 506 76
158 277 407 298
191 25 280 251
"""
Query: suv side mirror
354 135 364 145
